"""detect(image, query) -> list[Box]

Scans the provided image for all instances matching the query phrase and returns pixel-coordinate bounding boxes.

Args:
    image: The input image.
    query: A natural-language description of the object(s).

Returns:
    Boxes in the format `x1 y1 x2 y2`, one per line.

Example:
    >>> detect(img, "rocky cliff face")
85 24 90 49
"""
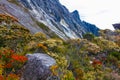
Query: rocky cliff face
0 0 99 40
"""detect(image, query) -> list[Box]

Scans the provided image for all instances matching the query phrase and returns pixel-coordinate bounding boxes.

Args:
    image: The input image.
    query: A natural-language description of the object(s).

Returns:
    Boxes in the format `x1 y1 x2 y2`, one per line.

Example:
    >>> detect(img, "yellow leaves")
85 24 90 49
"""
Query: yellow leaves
44 39 63 48
33 32 47 41
50 65 58 70
74 68 84 80
50 65 58 76
11 24 30 33
0 66 3 75
118 64 120 68
99 29 120 48
47 52 68 68
72 39 101 54
0 14 18 24
93 37 119 50
84 41 101 53
37 43 47 51
84 71 96 80
62 70 75 80
0 64 4 68
50 61 72 79
47 52 75 80
42 39 66 53
0 20 32 52
114 35 120 47
24 41 37 52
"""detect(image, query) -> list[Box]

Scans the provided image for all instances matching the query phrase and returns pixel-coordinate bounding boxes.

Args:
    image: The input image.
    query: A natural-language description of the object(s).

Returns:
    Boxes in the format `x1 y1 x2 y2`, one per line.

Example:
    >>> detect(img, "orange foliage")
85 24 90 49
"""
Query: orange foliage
0 14 18 23
0 48 27 66
7 73 19 79
11 54 28 63
50 65 58 76
92 59 102 67
0 48 27 80
74 68 84 80
0 75 4 80
37 43 47 51
0 49 14 58
4 63 12 68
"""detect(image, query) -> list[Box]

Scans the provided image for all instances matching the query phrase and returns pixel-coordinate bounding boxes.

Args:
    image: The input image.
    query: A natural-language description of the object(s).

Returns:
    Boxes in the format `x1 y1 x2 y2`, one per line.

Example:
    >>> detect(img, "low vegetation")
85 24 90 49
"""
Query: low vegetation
0 14 120 80
7 0 20 6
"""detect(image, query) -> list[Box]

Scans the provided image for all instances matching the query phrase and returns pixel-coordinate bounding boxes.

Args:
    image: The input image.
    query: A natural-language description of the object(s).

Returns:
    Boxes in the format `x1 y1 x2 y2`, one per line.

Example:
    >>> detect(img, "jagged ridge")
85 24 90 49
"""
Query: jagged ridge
0 0 99 40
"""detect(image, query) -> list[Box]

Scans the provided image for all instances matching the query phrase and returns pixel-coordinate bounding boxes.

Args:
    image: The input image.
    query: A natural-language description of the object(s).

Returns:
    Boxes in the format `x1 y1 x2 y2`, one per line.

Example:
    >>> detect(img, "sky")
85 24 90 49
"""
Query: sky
60 0 120 30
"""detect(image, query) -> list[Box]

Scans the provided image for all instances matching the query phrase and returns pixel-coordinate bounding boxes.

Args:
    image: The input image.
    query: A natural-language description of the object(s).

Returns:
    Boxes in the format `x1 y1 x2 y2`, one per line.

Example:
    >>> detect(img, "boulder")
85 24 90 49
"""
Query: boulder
113 23 120 30
21 53 56 80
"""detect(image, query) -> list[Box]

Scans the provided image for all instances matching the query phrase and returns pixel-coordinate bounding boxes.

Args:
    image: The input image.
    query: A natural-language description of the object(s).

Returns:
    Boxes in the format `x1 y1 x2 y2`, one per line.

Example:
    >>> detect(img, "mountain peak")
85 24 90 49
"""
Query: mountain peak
72 10 79 16
71 10 81 22
0 0 99 40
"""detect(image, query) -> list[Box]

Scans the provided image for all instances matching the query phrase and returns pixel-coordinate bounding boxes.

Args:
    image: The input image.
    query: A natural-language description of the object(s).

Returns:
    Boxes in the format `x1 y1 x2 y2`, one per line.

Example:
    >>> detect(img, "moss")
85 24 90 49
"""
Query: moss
36 21 50 32
49 32 60 39
7 0 20 6
36 21 61 39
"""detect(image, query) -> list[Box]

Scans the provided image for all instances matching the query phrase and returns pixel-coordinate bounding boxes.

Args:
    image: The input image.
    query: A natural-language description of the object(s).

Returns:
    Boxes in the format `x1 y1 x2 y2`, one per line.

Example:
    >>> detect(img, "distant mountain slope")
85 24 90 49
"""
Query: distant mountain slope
0 0 99 40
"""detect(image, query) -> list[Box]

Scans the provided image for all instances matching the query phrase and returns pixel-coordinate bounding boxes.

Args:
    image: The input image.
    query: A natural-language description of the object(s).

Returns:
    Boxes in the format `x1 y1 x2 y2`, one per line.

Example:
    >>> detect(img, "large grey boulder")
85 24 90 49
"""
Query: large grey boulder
21 53 56 80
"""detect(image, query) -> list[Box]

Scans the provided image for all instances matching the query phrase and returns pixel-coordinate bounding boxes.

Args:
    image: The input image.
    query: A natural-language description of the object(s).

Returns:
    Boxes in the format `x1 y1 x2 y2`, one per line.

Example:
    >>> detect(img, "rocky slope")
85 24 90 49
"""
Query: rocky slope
0 0 99 40
0 12 120 80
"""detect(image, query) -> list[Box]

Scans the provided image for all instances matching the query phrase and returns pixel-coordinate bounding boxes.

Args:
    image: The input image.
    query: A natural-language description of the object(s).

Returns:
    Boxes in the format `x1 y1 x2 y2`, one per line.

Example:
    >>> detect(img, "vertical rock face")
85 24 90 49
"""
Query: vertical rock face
82 21 100 36
71 11 99 36
0 0 99 40
21 53 56 80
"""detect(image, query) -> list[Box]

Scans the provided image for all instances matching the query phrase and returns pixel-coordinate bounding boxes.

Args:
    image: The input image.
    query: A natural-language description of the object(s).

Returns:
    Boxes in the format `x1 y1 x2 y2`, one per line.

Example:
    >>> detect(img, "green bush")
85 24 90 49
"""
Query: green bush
83 33 95 41
109 51 120 60
36 21 50 31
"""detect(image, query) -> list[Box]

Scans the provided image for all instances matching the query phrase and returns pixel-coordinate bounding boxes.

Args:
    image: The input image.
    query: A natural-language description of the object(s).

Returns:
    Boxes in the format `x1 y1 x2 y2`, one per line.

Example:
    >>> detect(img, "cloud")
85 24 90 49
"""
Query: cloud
60 0 120 30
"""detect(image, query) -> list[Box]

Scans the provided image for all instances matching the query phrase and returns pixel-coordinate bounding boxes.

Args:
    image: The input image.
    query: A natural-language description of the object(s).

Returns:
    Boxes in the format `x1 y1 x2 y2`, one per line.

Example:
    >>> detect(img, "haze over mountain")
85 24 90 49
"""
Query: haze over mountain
60 0 120 30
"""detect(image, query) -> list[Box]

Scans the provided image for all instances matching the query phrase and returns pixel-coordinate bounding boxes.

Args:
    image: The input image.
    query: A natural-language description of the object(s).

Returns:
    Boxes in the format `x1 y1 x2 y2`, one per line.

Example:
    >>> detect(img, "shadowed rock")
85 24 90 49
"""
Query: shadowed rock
21 53 56 80
113 23 120 30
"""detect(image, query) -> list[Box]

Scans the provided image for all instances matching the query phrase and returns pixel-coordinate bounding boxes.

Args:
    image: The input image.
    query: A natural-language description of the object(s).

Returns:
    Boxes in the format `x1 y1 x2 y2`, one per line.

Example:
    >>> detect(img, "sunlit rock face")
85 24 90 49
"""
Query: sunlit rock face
0 0 41 33
0 0 99 40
